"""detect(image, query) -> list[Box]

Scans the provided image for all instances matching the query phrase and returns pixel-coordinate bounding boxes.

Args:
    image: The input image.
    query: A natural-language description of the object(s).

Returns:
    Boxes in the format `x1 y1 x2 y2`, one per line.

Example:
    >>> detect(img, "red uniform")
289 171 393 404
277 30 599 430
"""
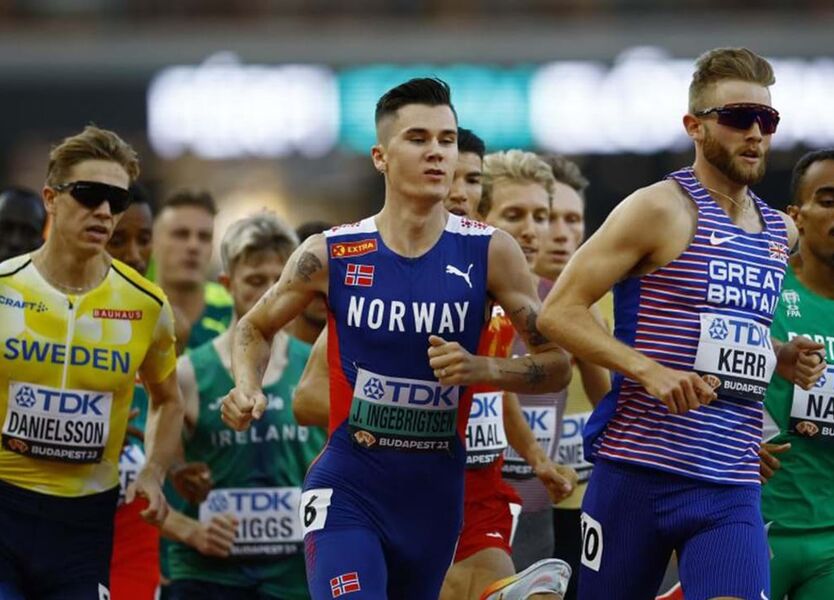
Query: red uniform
455 308 522 562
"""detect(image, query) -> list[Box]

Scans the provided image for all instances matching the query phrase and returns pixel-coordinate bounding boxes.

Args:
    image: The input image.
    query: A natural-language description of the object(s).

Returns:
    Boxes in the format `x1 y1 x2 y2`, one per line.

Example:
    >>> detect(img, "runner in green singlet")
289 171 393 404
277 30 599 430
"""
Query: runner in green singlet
168 213 327 599
761 149 834 599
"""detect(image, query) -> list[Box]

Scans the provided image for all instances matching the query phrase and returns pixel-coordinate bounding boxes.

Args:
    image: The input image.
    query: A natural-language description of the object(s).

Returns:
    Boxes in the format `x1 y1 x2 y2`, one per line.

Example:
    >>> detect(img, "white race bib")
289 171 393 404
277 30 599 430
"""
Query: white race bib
2 381 112 463
789 364 834 442
557 411 593 483
693 314 776 402
118 443 145 504
466 392 507 467
502 406 556 479
199 486 303 557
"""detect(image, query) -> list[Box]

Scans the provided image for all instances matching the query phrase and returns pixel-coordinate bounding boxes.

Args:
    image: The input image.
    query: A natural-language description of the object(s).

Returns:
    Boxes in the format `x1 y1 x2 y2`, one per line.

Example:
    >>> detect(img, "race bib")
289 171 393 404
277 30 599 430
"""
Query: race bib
502 406 556 479
348 368 459 453
693 314 776 402
199 487 303 557
557 411 593 484
2 381 112 463
118 443 145 505
789 364 834 443
465 391 507 468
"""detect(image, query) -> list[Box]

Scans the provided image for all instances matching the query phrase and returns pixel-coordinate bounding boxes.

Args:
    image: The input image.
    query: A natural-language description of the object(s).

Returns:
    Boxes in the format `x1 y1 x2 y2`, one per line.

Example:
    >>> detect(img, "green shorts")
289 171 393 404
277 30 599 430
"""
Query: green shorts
769 527 834 600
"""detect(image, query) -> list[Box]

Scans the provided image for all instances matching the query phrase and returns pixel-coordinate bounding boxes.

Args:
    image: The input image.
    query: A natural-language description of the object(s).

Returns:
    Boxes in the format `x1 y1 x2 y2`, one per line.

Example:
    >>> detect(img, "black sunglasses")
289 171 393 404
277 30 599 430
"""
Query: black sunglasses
694 103 780 135
53 181 131 214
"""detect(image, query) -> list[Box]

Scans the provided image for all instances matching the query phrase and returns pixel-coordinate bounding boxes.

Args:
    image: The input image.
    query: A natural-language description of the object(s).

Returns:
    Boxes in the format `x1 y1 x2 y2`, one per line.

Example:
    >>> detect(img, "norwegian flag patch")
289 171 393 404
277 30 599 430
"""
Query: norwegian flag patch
344 264 374 287
330 572 361 597
769 241 789 263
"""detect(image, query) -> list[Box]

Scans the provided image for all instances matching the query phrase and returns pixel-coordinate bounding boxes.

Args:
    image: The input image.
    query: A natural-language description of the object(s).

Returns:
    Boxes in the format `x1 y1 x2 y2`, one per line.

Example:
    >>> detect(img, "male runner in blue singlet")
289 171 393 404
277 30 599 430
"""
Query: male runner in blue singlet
539 48 826 600
222 78 572 600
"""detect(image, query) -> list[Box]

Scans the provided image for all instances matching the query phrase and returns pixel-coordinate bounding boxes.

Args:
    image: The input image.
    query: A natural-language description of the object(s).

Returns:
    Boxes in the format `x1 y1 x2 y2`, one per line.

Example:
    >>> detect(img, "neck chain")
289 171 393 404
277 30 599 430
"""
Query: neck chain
33 253 103 295
704 186 751 212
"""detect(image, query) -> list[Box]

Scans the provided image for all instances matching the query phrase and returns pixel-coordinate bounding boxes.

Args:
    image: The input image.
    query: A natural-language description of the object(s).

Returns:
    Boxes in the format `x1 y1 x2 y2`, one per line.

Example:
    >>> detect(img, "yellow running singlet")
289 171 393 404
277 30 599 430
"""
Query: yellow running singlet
0 254 176 497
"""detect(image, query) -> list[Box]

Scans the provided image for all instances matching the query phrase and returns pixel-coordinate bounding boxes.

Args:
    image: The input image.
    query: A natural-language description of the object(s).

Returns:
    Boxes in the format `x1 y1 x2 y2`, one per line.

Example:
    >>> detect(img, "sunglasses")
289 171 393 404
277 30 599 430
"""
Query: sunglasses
694 103 780 135
52 181 131 214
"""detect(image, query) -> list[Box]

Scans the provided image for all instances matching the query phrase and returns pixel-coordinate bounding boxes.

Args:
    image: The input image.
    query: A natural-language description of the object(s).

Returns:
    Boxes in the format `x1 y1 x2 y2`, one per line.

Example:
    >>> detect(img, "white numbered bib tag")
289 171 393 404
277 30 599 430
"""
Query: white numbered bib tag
790 364 834 442
465 392 507 467
502 406 556 479
199 487 304 557
693 314 776 402
2 381 112 463
580 512 603 572
300 488 334 536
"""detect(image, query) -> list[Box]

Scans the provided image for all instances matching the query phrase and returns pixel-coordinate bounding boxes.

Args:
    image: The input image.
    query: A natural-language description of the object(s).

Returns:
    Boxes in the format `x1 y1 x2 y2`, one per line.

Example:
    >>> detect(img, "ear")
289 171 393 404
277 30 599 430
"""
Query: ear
371 144 387 174
787 204 803 234
42 186 57 216
218 272 232 292
683 113 703 141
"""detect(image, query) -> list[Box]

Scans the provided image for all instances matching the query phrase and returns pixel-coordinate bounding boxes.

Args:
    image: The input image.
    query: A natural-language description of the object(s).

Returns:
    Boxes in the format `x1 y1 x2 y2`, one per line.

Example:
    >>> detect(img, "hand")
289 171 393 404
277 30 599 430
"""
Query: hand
123 408 144 447
427 335 489 386
170 462 213 504
191 514 239 558
221 387 268 432
776 336 826 390
126 466 169 526
759 442 791 483
638 362 716 415
534 460 578 504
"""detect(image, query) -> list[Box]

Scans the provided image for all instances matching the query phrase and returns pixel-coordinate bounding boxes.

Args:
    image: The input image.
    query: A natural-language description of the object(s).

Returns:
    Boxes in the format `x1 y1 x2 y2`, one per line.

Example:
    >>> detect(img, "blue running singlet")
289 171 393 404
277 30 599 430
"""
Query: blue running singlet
302 214 494 600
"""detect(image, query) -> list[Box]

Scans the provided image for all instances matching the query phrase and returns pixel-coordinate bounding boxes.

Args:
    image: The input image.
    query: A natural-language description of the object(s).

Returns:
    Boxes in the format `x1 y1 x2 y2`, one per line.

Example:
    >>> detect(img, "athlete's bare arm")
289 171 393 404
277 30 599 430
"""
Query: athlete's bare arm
428 230 572 394
131 370 184 525
503 391 576 502
293 327 330 428
222 235 329 431
538 181 717 415
170 354 212 504
161 508 237 558
575 305 612 407
176 354 200 431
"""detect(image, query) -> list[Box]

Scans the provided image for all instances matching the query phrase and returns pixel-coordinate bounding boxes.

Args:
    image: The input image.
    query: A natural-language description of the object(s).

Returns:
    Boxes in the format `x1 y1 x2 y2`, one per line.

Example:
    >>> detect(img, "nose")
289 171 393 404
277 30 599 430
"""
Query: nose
92 200 114 218
550 217 570 241
745 119 764 141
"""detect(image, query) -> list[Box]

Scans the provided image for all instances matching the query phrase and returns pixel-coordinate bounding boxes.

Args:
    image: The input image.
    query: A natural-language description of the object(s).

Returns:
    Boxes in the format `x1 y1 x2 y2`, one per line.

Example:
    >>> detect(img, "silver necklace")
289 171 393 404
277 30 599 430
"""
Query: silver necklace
33 254 101 294
704 186 751 212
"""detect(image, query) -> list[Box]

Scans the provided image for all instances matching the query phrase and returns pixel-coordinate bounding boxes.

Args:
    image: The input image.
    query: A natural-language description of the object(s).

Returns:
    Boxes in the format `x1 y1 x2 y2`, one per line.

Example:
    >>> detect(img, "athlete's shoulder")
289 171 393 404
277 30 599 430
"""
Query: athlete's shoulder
109 259 168 308
323 217 377 239
444 214 495 237
0 253 34 279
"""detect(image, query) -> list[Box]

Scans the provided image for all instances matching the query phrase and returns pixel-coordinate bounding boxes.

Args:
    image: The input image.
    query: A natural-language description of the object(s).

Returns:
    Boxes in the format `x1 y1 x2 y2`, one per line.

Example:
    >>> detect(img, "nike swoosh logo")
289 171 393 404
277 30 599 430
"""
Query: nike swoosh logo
710 231 739 246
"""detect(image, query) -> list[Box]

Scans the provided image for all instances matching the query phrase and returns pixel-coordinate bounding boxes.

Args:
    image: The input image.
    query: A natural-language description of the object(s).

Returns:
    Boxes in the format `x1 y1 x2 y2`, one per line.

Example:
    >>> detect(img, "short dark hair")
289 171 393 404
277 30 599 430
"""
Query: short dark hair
0 186 46 225
296 221 332 244
375 77 456 125
159 189 216 217
458 128 485 159
790 149 834 205
129 183 156 217
541 154 589 197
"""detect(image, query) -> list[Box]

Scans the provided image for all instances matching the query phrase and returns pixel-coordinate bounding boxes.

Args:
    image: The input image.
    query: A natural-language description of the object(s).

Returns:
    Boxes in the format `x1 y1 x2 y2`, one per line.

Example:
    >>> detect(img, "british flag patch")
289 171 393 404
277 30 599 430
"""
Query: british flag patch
344 264 374 287
769 241 789 263
330 572 361 597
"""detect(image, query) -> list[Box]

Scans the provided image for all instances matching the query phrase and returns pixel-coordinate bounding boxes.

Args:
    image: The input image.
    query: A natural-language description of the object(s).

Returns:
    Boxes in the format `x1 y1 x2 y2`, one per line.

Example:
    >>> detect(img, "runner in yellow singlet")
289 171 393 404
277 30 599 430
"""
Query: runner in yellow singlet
0 126 184 600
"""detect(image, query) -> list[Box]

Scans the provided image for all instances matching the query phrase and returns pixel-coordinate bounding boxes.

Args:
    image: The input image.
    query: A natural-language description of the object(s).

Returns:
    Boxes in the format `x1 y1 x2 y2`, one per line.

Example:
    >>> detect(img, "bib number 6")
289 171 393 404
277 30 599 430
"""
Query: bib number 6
580 512 603 572
300 488 333 535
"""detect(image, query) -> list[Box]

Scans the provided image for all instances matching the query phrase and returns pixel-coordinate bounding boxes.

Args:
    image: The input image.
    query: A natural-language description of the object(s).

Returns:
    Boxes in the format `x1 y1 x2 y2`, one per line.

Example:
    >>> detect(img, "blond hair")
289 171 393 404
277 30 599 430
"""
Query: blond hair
46 125 140 186
689 47 775 112
479 150 555 217
220 211 299 273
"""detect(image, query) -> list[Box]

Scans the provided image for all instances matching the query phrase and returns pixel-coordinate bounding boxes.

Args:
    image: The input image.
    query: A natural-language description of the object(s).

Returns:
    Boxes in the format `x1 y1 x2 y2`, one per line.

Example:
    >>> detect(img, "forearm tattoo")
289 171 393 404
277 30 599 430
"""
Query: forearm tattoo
511 305 548 347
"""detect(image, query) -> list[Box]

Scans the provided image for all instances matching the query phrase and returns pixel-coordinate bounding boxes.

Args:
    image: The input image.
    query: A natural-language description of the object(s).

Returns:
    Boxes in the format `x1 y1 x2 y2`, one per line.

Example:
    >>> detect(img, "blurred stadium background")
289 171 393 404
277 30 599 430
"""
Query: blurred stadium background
1 0 832 246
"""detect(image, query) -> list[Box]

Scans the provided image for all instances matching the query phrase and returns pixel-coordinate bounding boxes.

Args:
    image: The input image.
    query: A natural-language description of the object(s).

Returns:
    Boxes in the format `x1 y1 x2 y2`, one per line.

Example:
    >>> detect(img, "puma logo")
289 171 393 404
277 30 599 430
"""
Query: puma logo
446 264 473 289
